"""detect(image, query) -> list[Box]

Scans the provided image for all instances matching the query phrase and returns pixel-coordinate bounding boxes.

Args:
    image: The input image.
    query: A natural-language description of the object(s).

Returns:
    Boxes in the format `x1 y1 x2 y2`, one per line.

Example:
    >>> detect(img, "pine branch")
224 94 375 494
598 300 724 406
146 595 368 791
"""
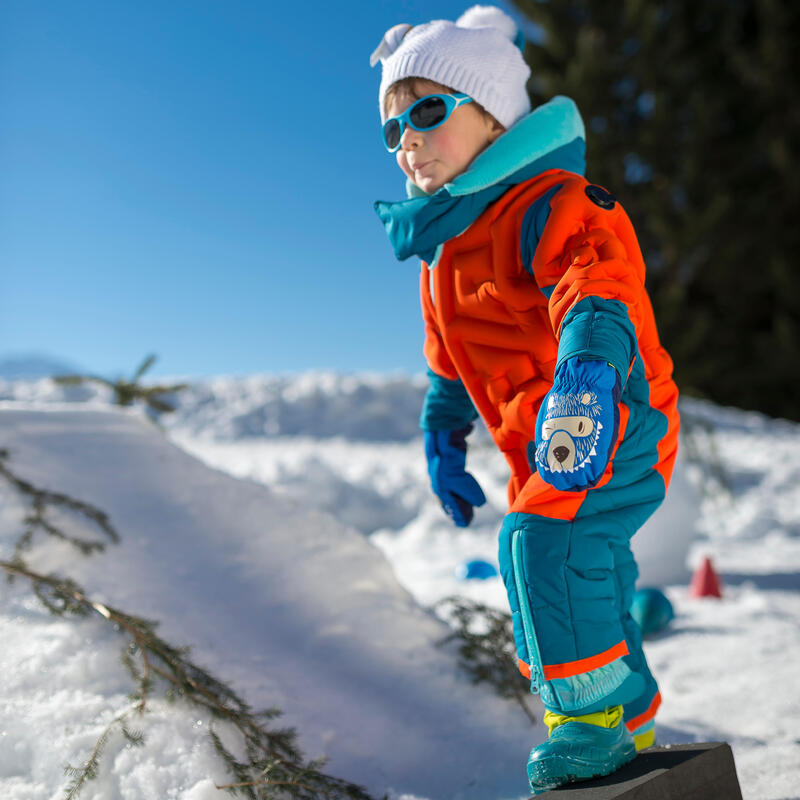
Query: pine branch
435 596 537 726
63 708 143 800
145 393 188 414
54 374 115 389
0 448 118 560
131 354 157 383
0 560 381 800
51 354 189 415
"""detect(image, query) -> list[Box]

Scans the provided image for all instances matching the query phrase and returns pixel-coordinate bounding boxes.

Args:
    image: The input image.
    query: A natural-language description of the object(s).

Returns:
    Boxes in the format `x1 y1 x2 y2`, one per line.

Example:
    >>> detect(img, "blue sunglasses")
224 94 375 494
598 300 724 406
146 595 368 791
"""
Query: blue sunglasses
382 93 473 152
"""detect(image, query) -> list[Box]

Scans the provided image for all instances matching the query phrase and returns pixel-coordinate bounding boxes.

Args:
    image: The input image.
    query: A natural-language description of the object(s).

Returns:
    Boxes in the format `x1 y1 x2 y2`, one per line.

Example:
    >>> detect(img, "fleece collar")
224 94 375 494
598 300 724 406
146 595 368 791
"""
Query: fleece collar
374 95 586 263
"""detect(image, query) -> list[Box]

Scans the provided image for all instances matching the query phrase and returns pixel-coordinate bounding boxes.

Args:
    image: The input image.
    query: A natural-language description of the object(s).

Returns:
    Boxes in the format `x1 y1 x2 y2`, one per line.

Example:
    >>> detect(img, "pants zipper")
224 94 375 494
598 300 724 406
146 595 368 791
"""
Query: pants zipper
512 528 544 695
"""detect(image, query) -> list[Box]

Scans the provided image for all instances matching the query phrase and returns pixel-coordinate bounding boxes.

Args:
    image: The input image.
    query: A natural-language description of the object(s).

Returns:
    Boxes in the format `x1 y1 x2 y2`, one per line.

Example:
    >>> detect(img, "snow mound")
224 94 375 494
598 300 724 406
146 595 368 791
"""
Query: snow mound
0 408 537 800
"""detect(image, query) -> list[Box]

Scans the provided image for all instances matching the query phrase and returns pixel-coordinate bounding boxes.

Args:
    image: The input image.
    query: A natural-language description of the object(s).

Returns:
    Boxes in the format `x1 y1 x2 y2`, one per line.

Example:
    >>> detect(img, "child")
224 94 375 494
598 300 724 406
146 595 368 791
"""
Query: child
371 5 679 795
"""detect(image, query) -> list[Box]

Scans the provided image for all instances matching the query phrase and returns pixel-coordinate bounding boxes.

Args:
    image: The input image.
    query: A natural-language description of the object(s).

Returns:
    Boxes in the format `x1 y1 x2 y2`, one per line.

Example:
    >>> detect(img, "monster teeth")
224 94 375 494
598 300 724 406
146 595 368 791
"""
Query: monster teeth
589 447 597 457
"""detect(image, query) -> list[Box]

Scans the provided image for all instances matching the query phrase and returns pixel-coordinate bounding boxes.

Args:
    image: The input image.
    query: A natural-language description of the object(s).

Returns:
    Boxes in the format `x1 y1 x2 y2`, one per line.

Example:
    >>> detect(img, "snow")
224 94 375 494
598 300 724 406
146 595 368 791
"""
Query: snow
1 374 799 799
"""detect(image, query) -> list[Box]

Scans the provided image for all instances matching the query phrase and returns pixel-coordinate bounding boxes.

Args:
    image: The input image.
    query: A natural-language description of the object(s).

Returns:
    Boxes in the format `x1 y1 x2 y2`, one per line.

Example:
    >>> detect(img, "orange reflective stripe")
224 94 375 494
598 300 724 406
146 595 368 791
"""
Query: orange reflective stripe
542 640 629 680
518 659 531 679
625 691 662 732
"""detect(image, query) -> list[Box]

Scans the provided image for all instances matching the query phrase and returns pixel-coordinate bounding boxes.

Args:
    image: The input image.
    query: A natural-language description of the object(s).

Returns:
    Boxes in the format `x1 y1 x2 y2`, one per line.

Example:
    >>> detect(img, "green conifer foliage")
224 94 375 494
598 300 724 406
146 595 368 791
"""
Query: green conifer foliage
511 0 800 419
54 354 189 415
436 597 537 726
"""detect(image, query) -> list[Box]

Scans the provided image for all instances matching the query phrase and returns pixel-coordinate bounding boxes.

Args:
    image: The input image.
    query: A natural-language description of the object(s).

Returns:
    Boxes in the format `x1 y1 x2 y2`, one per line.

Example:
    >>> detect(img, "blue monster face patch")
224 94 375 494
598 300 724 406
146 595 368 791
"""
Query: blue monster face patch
532 358 622 491
535 389 605 474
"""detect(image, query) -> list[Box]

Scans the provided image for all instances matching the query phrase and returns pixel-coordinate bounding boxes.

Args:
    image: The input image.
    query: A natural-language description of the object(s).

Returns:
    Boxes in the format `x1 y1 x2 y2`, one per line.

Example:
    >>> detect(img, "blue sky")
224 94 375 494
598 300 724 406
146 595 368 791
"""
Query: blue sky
1 0 524 378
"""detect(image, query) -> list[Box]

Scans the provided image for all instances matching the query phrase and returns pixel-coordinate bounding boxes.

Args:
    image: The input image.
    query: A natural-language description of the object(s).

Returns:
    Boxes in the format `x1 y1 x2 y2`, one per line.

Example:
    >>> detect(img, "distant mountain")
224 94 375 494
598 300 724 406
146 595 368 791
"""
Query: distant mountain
0 354 81 379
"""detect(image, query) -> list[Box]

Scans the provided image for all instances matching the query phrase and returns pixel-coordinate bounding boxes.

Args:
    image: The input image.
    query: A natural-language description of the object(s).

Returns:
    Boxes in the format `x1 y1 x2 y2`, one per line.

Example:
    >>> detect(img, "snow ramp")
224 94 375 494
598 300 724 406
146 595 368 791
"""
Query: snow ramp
0 408 539 800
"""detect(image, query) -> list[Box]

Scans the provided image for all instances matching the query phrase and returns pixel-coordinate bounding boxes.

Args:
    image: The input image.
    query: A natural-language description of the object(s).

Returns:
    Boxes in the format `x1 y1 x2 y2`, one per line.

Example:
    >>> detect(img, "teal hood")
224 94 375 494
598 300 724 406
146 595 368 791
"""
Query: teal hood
374 96 586 263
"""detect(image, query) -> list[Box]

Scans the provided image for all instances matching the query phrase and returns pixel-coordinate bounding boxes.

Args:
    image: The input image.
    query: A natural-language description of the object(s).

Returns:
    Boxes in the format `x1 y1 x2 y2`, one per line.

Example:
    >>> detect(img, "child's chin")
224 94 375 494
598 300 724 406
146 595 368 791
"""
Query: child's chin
416 176 446 194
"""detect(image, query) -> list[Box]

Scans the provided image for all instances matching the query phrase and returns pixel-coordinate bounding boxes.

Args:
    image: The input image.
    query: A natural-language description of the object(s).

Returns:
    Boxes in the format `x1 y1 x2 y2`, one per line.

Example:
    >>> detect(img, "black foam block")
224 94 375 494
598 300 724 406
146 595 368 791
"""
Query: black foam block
535 742 743 799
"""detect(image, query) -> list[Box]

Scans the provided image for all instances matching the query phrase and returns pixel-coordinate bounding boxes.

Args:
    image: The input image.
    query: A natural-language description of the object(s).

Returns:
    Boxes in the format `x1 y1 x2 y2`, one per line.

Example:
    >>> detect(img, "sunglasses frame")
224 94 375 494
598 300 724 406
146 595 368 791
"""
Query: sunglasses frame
382 93 473 153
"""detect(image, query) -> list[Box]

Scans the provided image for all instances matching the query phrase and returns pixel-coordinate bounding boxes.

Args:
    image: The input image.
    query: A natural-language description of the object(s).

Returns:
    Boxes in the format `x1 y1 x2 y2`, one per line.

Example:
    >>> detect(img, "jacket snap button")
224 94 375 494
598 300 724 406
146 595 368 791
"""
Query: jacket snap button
585 184 617 209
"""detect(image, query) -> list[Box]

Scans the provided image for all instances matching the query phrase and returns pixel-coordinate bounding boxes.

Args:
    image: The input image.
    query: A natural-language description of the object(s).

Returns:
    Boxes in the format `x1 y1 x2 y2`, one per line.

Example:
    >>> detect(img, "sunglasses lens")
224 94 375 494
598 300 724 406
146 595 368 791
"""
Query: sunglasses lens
410 96 448 129
384 119 401 150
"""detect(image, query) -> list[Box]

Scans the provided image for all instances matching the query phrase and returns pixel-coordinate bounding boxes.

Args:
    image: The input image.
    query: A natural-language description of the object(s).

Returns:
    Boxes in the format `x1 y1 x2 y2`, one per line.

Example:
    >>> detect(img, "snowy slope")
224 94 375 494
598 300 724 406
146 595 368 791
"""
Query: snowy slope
0 407 538 800
1 373 800 799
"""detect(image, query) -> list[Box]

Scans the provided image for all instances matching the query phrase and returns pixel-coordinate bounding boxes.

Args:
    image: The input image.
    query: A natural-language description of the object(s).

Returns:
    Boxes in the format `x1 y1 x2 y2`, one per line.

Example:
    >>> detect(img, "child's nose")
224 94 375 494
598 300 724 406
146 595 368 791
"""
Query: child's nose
399 123 423 150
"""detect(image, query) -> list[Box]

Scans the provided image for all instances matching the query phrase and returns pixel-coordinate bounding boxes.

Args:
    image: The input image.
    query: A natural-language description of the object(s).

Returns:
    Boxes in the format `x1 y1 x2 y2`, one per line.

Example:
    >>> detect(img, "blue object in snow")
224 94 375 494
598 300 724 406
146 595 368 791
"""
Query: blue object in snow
630 587 674 637
456 559 499 580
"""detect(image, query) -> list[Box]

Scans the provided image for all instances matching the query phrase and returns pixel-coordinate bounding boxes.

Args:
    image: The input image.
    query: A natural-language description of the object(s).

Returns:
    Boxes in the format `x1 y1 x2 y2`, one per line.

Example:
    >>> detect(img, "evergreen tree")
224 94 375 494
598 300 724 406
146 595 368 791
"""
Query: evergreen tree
511 0 800 419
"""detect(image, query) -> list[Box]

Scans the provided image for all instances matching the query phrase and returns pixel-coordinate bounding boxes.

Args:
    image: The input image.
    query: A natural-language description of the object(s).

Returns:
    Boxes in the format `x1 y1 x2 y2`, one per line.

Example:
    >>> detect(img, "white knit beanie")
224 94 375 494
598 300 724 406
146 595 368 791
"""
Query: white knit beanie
370 5 531 130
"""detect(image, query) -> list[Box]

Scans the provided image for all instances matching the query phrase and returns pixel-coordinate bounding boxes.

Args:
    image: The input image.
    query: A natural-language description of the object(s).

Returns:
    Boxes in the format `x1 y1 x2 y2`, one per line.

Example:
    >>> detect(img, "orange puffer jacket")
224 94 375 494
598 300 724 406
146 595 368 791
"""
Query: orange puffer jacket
421 169 679 509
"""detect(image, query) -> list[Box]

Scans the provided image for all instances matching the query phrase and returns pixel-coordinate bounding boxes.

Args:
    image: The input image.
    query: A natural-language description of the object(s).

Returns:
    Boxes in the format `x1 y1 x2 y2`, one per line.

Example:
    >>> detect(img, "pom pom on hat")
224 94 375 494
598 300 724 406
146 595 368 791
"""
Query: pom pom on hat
371 4 531 129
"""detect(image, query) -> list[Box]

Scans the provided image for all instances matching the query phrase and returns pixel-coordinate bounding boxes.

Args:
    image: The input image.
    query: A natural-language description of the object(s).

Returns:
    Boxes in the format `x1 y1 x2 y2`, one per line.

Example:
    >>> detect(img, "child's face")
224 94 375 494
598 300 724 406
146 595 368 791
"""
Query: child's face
386 79 504 194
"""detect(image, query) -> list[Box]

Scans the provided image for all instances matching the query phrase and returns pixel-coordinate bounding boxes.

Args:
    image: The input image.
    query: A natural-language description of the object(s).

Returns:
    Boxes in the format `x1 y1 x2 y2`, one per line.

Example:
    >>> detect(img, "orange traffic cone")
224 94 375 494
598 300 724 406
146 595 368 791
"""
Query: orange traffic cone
689 556 723 598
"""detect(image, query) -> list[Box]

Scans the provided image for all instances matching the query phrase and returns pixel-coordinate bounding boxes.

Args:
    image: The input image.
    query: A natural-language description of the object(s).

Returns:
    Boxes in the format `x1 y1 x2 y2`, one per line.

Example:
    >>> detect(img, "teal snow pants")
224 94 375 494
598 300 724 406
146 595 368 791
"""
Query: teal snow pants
498 397 672 728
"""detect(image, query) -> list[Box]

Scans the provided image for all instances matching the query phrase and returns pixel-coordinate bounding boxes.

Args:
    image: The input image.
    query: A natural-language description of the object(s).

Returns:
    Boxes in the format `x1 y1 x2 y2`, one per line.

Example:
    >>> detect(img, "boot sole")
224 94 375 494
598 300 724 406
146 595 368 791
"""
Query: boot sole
528 748 637 794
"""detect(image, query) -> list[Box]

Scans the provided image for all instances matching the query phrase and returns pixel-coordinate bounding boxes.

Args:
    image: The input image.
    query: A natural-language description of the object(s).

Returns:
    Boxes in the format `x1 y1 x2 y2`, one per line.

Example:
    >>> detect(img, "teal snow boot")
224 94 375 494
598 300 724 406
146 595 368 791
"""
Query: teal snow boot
527 705 636 795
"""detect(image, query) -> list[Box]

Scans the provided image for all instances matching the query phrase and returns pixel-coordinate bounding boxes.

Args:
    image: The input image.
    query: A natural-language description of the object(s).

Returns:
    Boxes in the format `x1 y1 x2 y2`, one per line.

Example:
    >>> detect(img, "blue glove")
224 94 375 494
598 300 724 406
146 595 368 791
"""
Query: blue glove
530 357 622 491
424 424 487 527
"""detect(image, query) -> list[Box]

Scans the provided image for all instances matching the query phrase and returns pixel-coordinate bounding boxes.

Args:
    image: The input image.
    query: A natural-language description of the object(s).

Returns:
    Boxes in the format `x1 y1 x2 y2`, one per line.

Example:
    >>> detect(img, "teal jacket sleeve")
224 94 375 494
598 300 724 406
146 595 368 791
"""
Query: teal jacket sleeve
419 369 479 432
557 296 638 383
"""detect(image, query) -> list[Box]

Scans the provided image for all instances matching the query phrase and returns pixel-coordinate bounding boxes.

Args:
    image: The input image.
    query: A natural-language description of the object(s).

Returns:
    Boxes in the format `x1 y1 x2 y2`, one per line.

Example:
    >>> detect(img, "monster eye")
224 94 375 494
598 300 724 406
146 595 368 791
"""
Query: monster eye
563 416 594 437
